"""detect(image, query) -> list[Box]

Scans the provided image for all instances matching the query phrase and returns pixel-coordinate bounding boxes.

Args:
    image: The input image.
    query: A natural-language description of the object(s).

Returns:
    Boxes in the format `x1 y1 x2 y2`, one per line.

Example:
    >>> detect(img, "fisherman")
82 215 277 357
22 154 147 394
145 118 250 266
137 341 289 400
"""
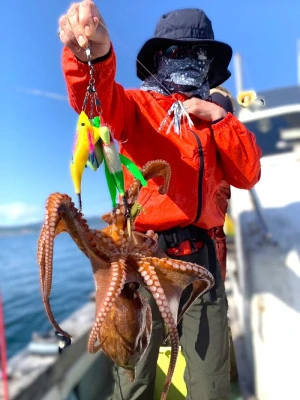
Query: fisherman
58 2 261 399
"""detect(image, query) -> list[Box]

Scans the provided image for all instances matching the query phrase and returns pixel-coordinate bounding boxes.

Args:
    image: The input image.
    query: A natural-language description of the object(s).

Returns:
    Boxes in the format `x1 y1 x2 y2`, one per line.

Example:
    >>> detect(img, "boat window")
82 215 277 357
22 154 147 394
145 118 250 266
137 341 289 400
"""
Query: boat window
245 112 300 156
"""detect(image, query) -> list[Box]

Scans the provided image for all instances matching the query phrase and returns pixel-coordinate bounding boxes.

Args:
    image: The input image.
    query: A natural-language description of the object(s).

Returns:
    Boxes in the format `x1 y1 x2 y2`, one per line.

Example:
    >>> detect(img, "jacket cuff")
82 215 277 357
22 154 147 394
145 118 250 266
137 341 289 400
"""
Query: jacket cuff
211 112 236 129
74 43 113 65
211 116 226 125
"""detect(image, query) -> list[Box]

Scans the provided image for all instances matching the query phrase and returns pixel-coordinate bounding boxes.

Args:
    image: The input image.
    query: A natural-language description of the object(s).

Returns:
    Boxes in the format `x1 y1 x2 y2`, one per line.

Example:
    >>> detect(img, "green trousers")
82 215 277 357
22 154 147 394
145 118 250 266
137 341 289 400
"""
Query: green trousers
111 245 230 400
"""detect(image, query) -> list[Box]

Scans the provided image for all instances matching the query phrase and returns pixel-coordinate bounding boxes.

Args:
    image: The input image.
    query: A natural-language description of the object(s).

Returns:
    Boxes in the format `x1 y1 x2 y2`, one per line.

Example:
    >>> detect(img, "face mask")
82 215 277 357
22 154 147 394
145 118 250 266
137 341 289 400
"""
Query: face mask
141 46 212 100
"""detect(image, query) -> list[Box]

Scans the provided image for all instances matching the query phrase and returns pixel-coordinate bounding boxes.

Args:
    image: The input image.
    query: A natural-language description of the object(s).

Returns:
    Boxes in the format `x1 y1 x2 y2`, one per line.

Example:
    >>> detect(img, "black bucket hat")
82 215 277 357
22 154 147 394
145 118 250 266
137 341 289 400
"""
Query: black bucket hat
136 8 232 88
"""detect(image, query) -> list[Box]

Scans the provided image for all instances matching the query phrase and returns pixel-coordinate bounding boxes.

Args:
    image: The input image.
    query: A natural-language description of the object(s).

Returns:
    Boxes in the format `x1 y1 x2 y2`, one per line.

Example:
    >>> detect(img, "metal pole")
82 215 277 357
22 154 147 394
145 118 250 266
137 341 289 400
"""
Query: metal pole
233 53 244 96
249 189 277 246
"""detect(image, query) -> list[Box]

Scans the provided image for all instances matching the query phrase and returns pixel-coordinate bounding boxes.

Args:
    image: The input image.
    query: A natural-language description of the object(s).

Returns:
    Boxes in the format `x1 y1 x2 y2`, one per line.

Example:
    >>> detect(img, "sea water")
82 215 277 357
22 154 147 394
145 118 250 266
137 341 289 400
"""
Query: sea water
0 219 104 359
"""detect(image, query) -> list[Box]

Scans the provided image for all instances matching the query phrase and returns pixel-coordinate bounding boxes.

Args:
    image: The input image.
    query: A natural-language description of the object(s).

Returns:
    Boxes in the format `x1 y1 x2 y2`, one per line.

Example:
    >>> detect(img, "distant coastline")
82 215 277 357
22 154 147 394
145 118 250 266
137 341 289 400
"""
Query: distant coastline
0 222 42 237
0 216 104 237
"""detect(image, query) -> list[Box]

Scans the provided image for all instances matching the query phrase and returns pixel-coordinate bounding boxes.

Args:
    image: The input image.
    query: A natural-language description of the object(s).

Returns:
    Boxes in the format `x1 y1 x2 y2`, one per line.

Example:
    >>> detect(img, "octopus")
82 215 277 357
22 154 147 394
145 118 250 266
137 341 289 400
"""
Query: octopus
37 159 215 400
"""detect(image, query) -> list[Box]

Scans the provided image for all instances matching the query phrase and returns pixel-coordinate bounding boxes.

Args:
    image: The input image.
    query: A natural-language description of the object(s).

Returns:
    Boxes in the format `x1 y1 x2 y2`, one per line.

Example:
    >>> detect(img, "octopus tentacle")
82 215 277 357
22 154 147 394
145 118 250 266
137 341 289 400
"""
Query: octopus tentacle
137 257 214 400
44 299 71 338
128 230 161 257
55 194 121 262
53 194 89 257
137 260 180 400
42 193 64 297
118 229 132 256
37 225 46 297
141 159 171 195
140 257 214 324
126 159 171 205
37 193 113 338
43 193 116 261
38 226 69 337
176 279 213 325
91 229 120 260
101 206 127 238
56 196 105 259
37 193 73 337
87 257 127 353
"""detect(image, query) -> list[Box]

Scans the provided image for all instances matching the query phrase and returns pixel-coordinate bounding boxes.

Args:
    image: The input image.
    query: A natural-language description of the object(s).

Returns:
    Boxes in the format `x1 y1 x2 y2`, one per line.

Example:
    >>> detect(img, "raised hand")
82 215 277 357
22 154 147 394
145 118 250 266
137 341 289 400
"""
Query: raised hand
58 1 111 61
183 97 227 122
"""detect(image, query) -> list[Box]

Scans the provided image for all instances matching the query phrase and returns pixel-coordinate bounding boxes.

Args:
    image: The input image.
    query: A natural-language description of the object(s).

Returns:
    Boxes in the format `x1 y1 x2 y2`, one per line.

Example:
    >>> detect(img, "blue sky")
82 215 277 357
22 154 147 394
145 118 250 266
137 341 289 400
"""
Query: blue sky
0 0 299 226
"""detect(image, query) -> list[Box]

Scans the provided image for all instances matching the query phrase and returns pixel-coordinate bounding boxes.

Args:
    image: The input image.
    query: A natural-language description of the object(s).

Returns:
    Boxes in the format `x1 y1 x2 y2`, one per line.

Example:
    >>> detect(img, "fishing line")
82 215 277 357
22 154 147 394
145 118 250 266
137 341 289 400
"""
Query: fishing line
97 20 177 99
97 20 194 137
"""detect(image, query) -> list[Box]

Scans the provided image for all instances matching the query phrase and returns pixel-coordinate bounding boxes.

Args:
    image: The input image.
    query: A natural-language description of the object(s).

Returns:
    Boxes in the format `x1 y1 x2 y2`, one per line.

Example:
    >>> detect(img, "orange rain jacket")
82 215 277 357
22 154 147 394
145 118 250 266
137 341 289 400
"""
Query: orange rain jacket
62 47 261 233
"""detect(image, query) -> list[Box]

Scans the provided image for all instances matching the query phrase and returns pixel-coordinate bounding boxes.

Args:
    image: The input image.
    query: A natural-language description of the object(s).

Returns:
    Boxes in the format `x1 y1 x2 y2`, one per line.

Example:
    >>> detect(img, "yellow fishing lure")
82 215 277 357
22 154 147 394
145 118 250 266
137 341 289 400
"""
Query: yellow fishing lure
70 111 146 210
70 111 99 203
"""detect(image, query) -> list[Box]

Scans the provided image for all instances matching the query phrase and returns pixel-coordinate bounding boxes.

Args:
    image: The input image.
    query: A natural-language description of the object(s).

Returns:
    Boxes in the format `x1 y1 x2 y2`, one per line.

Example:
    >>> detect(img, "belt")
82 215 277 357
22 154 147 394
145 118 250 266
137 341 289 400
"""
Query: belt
159 225 217 301
160 225 214 257
166 239 204 256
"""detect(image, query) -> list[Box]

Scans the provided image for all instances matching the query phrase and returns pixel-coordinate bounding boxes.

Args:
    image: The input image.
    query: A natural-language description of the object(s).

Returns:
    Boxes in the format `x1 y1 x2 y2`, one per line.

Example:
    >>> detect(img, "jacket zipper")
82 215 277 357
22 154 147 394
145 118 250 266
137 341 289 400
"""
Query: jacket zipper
189 129 204 223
